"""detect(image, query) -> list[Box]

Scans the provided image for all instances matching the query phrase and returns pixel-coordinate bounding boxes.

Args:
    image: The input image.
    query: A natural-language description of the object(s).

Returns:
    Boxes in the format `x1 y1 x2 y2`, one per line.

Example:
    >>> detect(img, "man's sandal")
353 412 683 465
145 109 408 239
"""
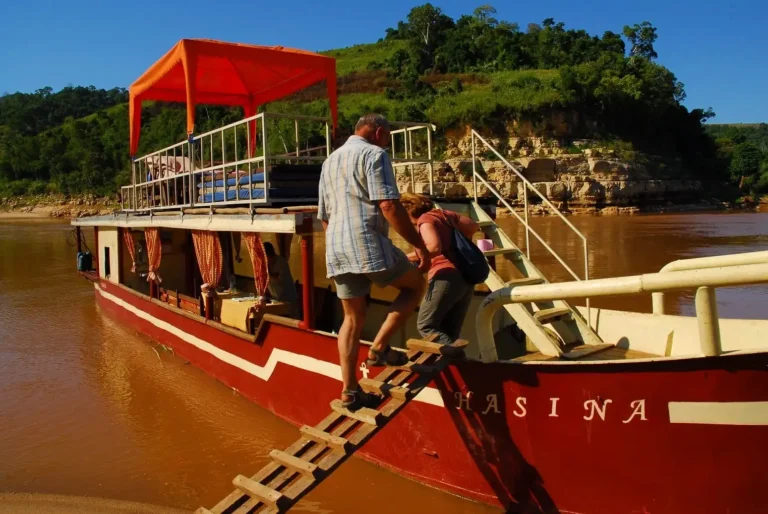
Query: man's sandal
365 345 409 367
341 388 380 411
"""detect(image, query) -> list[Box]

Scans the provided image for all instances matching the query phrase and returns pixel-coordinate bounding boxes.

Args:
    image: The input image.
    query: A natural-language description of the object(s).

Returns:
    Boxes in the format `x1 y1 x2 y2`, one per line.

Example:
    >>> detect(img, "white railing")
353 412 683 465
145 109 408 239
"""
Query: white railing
476 262 768 361
470 130 590 313
121 112 331 213
390 121 437 195
652 251 768 314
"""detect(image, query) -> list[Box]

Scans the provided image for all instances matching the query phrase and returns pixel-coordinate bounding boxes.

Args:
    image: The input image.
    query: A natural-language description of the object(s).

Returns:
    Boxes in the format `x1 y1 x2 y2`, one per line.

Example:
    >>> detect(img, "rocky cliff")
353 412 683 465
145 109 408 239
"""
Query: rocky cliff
396 128 723 215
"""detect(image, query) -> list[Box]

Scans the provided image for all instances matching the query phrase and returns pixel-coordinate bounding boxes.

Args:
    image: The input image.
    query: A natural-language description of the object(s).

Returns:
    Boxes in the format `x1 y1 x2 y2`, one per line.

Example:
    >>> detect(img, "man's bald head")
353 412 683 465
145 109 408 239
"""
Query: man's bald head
355 113 390 149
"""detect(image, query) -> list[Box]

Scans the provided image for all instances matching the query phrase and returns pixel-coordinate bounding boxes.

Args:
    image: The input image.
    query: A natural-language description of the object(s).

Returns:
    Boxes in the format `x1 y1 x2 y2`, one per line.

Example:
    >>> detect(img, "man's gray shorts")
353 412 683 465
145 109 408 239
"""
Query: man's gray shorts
333 248 415 300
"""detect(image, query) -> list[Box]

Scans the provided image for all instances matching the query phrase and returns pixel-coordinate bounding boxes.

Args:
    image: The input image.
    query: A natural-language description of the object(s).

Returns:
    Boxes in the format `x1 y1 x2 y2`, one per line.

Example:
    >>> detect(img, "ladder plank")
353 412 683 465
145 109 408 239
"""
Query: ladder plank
195 509 215 514
299 425 351 453
270 449 319 479
359 377 410 400
405 339 466 358
212 412 344 514
534 307 572 324
244 357 433 510
506 277 545 287
233 417 358 514
387 359 438 373
205 350 447 514
329 400 382 426
232 474 287 511
483 248 522 258
561 343 615 360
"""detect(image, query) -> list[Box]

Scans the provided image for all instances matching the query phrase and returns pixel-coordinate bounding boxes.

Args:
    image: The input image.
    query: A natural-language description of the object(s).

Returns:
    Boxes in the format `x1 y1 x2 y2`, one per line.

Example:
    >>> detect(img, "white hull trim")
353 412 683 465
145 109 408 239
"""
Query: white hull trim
95 284 446 407
668 401 768 426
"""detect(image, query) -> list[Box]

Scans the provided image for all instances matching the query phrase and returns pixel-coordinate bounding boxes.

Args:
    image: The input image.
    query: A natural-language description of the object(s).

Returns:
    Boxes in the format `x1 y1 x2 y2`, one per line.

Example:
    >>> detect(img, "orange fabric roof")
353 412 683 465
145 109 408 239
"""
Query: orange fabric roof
129 38 337 156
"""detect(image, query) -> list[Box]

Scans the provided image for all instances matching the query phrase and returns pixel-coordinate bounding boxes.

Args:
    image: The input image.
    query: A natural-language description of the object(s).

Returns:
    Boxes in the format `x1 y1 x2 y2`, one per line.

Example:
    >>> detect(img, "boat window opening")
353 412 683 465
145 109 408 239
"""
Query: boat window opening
104 247 111 278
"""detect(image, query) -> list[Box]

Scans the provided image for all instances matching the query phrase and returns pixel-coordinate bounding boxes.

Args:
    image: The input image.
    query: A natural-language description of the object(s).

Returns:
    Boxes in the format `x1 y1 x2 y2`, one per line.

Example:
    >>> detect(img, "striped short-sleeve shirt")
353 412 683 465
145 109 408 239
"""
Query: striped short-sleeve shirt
317 135 400 278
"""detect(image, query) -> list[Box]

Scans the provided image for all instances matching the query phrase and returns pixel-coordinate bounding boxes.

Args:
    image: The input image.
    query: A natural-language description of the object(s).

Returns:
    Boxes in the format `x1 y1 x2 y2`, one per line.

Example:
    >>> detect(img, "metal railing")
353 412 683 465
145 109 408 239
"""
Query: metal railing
652 251 768 314
470 130 590 314
121 112 331 213
476 262 768 361
390 122 437 195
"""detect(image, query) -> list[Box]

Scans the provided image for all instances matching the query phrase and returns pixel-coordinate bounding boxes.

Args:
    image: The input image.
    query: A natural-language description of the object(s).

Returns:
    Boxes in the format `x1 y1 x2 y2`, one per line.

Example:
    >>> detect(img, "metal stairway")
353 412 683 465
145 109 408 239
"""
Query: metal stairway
196 338 467 514
464 201 607 361
433 128 610 362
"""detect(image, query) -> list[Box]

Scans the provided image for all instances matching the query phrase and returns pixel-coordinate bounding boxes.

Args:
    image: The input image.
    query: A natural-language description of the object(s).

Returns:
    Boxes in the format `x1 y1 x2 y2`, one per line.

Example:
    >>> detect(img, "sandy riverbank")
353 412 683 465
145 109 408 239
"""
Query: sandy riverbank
0 493 186 514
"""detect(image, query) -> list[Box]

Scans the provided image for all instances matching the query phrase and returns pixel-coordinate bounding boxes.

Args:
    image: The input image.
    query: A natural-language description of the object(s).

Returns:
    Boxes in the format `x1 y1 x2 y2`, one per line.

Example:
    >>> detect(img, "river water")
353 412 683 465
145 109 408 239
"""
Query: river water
1 211 767 512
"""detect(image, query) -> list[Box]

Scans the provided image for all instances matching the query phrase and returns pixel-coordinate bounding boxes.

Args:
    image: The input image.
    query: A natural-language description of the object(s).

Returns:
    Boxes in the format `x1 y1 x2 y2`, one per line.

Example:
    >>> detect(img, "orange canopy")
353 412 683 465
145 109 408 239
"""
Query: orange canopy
129 38 338 156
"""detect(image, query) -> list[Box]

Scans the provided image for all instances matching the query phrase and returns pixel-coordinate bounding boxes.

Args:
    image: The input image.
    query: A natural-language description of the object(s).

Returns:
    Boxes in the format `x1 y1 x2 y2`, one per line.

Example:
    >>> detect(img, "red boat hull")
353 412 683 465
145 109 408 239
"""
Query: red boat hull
93 280 768 514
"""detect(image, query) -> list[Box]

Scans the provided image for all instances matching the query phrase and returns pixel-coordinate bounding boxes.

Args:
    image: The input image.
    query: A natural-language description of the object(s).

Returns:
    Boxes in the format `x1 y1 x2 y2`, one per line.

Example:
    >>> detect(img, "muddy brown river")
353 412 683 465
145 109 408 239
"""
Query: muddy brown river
1 210 767 512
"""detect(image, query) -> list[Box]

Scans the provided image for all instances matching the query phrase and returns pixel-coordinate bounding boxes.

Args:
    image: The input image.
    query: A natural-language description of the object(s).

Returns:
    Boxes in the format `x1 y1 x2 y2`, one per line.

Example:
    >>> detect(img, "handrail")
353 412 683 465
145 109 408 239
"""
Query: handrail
124 111 332 213
470 129 590 323
476 263 768 361
652 251 768 314
389 122 436 196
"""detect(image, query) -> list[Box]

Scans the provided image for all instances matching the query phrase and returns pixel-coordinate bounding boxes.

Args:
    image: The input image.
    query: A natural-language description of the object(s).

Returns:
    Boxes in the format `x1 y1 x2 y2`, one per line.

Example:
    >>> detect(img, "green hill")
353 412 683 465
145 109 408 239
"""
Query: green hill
1 4 763 198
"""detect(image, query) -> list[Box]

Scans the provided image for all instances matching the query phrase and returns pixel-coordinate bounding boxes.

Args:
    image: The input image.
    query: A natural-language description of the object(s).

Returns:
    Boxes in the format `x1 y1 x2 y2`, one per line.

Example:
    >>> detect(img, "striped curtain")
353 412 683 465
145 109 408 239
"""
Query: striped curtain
191 230 223 292
122 228 136 273
243 233 269 298
144 228 162 283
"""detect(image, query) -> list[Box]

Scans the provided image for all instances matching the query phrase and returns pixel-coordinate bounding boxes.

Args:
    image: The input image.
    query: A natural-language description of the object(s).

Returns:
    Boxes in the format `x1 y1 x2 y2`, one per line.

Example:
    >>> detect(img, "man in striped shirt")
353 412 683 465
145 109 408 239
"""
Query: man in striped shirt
318 114 429 410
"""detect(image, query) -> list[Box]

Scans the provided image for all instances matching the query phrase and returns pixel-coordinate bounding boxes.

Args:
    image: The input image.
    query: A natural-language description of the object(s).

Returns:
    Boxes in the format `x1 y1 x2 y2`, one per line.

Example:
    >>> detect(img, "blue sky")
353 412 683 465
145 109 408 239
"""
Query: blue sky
0 0 766 123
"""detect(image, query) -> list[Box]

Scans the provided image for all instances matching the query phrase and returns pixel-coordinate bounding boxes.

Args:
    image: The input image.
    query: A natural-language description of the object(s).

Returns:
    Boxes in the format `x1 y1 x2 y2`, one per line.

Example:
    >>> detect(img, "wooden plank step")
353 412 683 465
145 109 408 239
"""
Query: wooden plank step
195 509 214 514
561 343 615 360
232 474 288 511
201 351 447 514
269 449 319 479
388 361 439 374
359 377 410 400
483 248 522 258
506 277 545 287
406 338 467 357
477 220 495 228
534 307 573 324
329 400 383 426
299 425 351 453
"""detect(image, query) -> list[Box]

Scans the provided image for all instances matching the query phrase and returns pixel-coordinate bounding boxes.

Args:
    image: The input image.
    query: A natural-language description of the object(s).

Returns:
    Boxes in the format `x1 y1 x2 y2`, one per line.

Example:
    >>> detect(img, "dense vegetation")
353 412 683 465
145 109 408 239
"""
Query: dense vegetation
0 4 760 199
706 124 768 194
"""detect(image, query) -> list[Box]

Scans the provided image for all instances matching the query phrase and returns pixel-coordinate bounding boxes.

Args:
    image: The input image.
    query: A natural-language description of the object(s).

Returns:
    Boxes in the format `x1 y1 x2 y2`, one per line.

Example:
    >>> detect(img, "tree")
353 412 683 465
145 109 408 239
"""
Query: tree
407 3 450 48
623 22 658 60
730 142 762 182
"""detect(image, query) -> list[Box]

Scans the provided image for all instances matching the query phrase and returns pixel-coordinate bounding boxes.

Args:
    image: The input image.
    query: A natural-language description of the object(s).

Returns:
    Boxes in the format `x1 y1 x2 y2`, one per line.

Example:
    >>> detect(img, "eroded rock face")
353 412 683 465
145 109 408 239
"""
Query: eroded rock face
394 151 704 213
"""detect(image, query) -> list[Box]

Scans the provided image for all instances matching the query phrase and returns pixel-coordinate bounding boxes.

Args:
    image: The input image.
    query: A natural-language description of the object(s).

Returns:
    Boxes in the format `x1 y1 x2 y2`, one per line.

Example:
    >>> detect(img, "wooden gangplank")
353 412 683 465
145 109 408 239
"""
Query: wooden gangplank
196 338 467 514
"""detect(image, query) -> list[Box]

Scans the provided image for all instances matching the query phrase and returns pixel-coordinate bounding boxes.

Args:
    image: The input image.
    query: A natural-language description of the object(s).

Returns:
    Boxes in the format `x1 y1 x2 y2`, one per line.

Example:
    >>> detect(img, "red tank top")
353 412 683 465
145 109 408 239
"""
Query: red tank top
417 210 461 280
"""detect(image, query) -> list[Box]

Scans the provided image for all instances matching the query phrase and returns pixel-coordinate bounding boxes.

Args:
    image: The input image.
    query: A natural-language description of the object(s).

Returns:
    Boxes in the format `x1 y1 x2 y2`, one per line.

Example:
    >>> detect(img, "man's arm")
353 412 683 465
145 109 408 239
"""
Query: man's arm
378 199 430 272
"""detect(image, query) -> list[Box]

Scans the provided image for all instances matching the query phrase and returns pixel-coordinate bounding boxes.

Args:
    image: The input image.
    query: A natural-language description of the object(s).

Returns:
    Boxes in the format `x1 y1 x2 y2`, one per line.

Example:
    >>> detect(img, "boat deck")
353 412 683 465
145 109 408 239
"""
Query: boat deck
511 344 659 362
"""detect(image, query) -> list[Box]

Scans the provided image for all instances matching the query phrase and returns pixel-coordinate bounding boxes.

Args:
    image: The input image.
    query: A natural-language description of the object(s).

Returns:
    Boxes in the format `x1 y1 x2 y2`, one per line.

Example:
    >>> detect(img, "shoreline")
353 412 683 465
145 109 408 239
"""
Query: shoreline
0 196 763 221
0 493 186 514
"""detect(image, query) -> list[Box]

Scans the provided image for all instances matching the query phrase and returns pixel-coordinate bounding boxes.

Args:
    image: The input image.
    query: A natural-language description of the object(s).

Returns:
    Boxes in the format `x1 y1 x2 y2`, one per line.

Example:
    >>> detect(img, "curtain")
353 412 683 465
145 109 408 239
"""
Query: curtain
144 228 162 283
191 230 223 292
122 228 136 273
243 233 269 298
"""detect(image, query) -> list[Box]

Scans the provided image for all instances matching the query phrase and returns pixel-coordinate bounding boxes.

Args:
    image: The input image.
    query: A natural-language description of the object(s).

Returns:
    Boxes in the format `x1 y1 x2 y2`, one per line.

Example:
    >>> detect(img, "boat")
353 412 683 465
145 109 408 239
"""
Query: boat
71 39 768 514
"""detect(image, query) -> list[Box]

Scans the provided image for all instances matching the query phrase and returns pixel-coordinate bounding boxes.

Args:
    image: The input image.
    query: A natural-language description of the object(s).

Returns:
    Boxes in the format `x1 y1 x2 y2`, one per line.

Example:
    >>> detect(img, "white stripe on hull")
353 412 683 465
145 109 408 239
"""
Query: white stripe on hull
96 284 768 425
668 401 768 426
96 285 446 407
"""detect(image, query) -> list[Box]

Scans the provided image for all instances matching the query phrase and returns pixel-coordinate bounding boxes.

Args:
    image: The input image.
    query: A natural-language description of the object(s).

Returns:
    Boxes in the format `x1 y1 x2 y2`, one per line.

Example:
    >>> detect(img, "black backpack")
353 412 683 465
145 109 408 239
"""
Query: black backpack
436 211 490 285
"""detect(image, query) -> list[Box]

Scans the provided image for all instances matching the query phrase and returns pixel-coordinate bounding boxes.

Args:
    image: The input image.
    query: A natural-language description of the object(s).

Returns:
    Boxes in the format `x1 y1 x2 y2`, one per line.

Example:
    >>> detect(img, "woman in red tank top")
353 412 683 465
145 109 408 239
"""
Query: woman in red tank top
400 193 479 345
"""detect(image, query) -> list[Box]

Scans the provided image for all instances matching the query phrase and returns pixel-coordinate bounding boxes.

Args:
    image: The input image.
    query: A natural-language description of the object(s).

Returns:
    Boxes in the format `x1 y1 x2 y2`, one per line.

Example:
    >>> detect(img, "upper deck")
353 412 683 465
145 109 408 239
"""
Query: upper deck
118 111 437 222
